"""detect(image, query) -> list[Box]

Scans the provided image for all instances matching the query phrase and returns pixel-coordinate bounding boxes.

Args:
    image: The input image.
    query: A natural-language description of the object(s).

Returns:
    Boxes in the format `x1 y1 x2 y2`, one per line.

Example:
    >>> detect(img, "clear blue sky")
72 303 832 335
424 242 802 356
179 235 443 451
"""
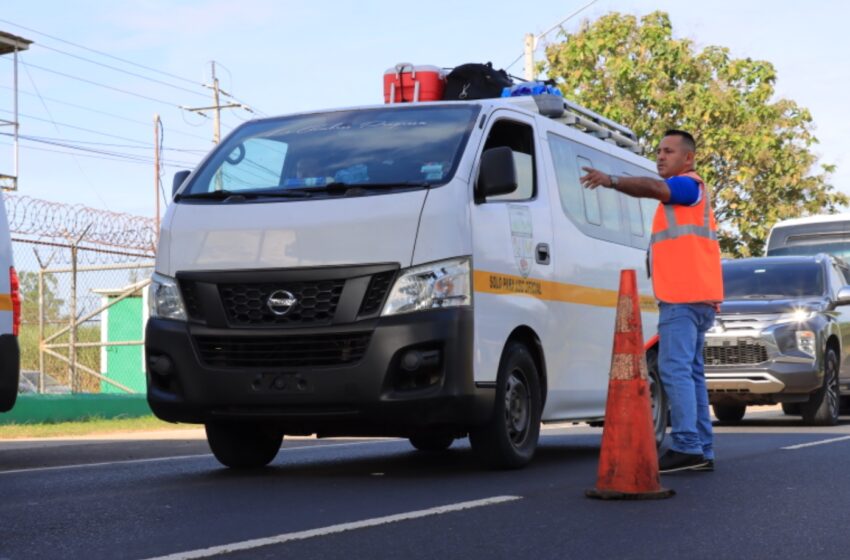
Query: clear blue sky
0 0 847 218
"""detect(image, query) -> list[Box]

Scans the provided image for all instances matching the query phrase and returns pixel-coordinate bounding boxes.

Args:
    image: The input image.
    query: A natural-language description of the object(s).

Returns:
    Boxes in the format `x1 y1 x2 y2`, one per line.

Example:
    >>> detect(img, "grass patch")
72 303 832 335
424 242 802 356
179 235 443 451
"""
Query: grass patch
0 415 200 439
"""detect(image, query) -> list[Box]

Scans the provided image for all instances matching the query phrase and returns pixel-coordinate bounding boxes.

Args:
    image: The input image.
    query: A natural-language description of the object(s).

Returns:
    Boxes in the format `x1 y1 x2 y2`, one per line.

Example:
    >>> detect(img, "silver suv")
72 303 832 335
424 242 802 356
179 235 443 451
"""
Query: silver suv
705 255 850 425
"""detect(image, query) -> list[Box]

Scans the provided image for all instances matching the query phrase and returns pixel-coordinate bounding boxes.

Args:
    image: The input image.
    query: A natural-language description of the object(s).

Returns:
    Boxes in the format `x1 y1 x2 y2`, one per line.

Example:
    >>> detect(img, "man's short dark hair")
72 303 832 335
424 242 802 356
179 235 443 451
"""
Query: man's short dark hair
664 129 696 153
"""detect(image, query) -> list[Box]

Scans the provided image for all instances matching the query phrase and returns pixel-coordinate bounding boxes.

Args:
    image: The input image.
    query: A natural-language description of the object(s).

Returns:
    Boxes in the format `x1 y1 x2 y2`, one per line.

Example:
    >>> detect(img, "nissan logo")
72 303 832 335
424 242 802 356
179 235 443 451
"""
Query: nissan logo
267 290 298 316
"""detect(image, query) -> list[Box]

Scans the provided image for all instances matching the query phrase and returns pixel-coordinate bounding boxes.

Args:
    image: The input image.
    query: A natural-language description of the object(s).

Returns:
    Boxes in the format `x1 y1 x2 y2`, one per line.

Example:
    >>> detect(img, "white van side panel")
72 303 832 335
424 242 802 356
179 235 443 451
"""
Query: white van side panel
410 178 473 266
0 205 12 335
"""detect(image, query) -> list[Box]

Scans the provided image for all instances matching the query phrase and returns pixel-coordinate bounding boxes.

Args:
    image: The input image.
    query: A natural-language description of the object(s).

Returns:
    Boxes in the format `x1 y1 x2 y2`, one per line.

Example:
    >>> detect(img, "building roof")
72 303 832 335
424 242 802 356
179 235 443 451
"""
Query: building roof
0 31 32 56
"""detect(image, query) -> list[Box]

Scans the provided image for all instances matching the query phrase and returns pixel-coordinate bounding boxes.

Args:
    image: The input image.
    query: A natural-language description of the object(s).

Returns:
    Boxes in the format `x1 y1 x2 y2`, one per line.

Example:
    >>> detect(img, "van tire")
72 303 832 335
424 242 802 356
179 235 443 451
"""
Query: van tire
409 432 455 452
205 422 283 469
801 348 840 426
469 342 541 469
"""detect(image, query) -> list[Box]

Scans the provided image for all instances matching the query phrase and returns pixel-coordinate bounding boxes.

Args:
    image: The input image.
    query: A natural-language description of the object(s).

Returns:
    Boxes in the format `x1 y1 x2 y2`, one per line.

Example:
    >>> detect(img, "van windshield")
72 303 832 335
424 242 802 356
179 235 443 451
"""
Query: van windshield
768 240 850 261
723 261 825 299
181 105 480 198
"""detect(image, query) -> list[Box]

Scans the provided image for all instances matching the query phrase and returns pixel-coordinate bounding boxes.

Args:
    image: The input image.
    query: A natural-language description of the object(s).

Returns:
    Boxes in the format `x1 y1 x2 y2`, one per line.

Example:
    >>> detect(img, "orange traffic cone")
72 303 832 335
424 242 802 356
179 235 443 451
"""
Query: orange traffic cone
586 269 674 500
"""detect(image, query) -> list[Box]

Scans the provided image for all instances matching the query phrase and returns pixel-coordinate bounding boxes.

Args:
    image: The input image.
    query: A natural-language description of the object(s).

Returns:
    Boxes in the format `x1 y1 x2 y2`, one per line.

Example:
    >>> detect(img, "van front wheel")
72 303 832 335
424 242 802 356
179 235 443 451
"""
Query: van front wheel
205 421 283 469
469 342 542 469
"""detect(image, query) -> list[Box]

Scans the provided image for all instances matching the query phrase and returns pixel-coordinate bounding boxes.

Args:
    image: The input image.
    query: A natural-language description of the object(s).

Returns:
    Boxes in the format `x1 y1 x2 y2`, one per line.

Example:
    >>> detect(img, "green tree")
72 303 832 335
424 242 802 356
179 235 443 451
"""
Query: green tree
17 270 65 324
544 11 846 256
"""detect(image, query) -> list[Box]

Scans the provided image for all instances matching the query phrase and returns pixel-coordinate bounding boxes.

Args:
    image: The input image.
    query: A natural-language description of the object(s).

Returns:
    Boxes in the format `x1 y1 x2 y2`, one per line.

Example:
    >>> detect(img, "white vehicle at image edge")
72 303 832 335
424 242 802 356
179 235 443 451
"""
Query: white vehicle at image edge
0 198 20 413
146 93 666 469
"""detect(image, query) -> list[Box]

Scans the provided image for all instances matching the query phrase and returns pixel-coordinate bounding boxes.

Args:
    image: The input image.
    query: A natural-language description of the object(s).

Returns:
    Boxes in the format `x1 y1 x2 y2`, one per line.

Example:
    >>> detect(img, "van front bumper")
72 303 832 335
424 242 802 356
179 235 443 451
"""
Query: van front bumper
145 308 493 436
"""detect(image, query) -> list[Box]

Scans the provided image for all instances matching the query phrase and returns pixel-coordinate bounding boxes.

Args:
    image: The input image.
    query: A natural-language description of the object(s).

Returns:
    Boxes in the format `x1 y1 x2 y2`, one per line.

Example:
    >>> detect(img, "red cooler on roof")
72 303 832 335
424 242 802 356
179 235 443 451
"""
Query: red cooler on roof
383 63 445 103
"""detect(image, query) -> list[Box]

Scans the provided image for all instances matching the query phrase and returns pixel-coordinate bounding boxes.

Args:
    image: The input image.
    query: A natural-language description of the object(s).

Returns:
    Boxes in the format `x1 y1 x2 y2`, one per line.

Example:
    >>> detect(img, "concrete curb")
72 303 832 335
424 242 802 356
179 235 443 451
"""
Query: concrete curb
1 394 152 425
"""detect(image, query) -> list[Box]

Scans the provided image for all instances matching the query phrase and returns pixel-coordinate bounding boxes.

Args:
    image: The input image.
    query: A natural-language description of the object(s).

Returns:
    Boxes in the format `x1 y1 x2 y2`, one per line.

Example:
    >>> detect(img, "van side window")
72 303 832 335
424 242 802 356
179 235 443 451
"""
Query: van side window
548 133 586 225
640 198 658 236
483 120 535 202
621 173 644 237
576 157 601 225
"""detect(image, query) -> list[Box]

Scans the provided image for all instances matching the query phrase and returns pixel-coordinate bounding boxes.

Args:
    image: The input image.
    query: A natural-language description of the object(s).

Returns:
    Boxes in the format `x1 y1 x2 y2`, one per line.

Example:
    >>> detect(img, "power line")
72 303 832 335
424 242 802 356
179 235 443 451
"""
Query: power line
504 0 601 72
21 59 112 209
8 133 206 153
0 139 196 169
0 57 184 108
0 108 161 147
0 18 203 87
33 43 211 100
0 83 214 143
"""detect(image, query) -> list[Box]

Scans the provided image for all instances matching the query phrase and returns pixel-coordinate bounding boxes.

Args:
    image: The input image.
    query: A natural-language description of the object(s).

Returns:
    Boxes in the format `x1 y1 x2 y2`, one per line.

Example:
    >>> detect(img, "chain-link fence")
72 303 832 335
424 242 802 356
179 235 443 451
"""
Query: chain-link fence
4 194 157 395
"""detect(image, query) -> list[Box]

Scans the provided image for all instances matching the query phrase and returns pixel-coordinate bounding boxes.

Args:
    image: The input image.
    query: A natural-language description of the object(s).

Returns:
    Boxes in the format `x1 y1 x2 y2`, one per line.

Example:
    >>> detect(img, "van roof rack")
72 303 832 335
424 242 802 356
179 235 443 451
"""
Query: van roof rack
503 94 643 154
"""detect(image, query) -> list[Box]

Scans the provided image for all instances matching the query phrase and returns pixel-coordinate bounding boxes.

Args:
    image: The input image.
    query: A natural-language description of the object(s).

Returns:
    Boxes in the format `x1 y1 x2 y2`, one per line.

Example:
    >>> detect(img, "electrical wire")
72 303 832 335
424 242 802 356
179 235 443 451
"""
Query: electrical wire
0 18 204 87
33 43 211 100
0 139 196 169
504 0 601 72
0 58 185 108
0 84 214 142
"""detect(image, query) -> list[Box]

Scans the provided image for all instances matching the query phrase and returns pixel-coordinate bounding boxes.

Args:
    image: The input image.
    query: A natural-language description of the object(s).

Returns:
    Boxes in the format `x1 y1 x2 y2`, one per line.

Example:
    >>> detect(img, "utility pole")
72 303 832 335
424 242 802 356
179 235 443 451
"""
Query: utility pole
523 33 537 81
0 31 33 191
153 113 161 240
182 61 249 144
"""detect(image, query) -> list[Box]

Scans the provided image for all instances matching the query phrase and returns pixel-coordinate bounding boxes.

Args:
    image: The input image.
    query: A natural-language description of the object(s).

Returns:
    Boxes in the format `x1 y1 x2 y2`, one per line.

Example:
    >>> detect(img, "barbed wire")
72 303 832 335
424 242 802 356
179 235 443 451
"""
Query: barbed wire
3 194 157 254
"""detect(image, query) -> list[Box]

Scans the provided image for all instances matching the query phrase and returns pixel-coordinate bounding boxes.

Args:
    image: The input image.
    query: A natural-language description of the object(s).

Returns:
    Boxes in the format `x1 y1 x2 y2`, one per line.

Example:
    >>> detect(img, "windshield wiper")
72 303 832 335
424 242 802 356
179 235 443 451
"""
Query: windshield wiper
290 181 431 194
177 189 310 201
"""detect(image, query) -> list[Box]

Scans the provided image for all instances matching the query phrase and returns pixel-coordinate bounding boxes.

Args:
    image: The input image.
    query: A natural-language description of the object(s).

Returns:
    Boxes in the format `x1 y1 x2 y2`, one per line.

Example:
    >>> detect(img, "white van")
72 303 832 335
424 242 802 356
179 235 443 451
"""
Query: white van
147 94 664 469
766 213 850 260
0 196 20 413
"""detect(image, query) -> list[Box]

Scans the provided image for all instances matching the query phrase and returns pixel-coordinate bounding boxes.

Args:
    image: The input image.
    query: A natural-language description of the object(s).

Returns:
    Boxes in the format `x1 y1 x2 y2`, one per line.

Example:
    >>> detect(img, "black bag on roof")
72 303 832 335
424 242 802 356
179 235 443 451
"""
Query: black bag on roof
442 62 513 101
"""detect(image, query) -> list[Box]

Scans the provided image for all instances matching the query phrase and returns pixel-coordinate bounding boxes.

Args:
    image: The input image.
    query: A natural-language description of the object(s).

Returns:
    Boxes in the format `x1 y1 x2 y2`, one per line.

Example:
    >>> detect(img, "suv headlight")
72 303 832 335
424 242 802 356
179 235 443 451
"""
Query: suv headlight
795 330 816 357
149 272 187 321
382 258 471 316
777 309 816 324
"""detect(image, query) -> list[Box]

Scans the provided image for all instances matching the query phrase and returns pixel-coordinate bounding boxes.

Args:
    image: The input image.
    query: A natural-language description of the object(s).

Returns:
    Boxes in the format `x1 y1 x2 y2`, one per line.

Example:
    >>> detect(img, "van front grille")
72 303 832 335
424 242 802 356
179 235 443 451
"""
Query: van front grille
219 280 345 327
194 333 372 369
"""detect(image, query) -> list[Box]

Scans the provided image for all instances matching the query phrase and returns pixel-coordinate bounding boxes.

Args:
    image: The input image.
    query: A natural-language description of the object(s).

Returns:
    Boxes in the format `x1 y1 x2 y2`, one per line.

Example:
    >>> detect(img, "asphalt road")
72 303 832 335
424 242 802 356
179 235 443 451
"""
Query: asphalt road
2 408 849 560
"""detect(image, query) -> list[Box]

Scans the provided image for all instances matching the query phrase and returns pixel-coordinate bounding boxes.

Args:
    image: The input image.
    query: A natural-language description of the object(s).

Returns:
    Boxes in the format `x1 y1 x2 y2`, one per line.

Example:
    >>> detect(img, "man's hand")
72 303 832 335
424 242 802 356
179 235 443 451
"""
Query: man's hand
580 167 612 189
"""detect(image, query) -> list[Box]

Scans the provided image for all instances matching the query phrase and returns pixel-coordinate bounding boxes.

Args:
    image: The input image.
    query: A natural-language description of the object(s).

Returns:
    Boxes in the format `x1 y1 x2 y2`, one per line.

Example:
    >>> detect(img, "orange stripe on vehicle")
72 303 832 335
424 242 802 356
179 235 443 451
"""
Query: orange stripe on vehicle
473 270 658 312
0 294 11 312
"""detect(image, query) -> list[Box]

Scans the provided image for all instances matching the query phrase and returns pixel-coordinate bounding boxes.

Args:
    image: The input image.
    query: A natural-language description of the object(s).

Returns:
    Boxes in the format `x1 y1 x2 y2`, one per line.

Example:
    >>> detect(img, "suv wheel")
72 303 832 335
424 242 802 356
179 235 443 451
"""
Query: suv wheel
781 402 801 416
801 348 840 426
713 403 746 423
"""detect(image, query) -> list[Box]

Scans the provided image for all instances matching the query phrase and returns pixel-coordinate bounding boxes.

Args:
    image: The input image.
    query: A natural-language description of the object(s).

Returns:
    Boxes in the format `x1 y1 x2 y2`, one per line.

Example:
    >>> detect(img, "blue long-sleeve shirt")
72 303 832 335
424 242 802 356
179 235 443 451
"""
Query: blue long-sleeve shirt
665 176 700 206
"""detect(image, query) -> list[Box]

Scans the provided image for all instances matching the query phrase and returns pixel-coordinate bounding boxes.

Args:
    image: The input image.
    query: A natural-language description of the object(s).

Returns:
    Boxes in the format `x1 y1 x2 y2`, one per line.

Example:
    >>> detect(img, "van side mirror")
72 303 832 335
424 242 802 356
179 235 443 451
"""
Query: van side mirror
836 286 850 305
172 170 192 197
476 146 517 201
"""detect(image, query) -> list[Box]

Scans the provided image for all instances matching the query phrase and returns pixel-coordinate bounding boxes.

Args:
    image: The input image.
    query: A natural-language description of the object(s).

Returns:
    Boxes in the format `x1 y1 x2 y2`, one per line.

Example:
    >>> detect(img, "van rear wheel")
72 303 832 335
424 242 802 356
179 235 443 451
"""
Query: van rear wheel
205 421 283 469
469 342 542 469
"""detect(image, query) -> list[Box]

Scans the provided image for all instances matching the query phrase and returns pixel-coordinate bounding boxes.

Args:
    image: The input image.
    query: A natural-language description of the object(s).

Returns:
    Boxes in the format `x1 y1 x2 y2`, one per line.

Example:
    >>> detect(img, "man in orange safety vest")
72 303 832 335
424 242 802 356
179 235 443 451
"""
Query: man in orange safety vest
580 129 724 474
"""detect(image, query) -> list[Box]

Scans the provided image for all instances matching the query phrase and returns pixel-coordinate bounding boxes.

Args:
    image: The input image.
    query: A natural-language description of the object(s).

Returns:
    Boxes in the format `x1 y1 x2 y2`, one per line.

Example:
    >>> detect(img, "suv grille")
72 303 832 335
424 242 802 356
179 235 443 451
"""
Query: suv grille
194 333 372 369
219 280 344 327
704 339 768 365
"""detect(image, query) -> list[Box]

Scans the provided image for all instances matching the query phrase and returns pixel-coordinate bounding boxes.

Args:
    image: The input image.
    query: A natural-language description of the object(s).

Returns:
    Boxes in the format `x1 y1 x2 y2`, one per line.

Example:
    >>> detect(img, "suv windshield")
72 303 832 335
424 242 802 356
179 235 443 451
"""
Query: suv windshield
723 261 825 299
181 105 480 198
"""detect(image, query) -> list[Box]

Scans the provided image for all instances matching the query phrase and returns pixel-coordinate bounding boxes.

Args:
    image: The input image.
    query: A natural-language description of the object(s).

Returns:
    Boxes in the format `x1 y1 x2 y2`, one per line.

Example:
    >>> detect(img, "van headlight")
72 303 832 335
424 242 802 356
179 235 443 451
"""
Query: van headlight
149 272 187 321
382 258 471 316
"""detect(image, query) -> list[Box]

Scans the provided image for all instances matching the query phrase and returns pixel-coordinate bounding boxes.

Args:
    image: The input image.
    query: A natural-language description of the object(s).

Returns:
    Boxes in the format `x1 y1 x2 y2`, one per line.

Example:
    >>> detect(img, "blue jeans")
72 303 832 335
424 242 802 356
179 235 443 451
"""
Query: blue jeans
658 303 716 459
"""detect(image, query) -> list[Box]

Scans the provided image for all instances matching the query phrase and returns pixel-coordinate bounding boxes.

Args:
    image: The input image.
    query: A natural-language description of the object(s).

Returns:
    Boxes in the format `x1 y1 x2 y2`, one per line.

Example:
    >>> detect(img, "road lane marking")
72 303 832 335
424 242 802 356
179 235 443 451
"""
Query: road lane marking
0 439 401 476
143 495 522 560
782 435 850 450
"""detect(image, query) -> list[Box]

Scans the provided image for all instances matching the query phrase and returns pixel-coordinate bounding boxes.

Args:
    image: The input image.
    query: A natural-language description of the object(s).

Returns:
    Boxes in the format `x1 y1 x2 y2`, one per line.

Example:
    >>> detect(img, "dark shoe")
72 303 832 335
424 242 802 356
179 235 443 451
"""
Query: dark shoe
658 450 708 473
691 459 714 472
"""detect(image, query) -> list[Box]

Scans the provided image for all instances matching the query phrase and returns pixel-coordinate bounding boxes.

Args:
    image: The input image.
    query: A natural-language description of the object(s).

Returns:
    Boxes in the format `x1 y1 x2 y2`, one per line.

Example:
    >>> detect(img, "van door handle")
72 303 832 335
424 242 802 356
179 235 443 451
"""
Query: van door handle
536 243 550 265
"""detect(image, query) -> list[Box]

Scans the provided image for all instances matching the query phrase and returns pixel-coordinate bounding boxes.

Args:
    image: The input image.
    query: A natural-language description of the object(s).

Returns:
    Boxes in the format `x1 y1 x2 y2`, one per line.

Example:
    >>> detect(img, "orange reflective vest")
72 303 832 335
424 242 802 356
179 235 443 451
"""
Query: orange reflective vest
649 171 724 303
